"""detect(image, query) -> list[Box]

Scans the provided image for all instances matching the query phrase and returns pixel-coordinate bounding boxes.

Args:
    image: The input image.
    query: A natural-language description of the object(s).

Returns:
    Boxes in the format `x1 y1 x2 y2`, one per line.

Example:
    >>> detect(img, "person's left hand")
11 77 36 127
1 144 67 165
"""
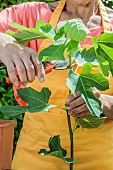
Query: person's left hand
66 88 100 118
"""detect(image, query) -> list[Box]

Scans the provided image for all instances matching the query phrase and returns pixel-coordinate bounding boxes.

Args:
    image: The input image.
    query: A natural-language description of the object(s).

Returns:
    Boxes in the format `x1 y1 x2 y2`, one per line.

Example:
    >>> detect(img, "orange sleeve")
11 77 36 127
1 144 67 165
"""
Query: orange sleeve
0 2 52 51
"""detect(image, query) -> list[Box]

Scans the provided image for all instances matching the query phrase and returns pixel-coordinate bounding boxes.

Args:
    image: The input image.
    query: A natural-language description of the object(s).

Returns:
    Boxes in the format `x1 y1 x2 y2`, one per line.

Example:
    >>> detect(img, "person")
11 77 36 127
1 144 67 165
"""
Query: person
0 0 113 169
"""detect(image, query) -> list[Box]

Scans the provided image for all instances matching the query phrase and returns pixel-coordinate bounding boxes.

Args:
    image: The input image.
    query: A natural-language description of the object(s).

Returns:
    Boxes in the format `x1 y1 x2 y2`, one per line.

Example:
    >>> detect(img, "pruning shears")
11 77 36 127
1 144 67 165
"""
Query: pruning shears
6 61 76 106
6 62 57 106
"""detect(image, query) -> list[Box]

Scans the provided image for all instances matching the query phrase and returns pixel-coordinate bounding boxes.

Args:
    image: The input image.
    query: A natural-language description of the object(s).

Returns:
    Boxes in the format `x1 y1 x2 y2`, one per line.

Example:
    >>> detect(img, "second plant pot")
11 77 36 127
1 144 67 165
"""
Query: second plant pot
0 120 15 170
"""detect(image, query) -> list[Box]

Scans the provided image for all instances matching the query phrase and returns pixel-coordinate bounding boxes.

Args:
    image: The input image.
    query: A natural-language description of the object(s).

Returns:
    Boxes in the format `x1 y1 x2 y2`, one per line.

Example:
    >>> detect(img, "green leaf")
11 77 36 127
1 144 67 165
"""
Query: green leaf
72 123 80 133
80 64 109 90
65 39 79 52
54 21 67 40
95 49 110 77
97 33 113 47
92 33 113 76
12 31 49 44
56 19 89 42
76 115 106 128
8 21 55 44
5 30 16 36
0 87 6 93
39 23 55 39
74 47 98 66
64 18 89 42
35 21 55 39
66 63 109 117
35 20 46 30
0 105 26 117
38 135 78 164
97 43 113 76
10 22 29 31
56 21 67 33
39 37 66 61
0 87 55 117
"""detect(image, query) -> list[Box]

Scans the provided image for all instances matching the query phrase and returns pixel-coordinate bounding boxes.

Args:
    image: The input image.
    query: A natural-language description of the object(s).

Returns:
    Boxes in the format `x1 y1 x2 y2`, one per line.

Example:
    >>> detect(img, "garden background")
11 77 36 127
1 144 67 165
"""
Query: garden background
0 0 113 153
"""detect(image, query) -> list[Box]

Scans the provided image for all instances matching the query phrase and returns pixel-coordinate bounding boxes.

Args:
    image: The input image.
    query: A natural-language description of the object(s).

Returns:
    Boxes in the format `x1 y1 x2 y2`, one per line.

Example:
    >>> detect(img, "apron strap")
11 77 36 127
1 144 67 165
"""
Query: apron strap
49 0 66 29
38 0 66 54
38 0 111 54
98 0 111 32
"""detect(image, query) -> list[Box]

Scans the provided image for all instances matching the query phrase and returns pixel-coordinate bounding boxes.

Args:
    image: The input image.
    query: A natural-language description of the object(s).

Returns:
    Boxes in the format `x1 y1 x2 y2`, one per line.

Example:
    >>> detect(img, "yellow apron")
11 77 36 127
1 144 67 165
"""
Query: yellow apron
12 1 113 170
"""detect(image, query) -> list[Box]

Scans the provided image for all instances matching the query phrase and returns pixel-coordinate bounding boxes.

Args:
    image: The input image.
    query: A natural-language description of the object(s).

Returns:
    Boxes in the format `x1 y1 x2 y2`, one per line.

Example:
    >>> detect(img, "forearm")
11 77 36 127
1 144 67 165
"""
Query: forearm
100 94 113 120
0 33 17 63
0 32 16 47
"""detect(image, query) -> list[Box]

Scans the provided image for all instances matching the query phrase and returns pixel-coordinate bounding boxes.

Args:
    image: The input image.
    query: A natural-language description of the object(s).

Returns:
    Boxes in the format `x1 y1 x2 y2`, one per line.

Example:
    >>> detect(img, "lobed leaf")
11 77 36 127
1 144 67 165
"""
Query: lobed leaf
6 21 55 44
11 31 49 44
38 135 78 164
97 32 113 46
5 30 16 36
64 18 89 42
74 47 98 66
66 63 109 117
10 22 29 31
65 39 79 52
92 33 113 76
40 23 55 39
39 37 67 61
55 19 89 42
0 87 55 117
76 115 106 128
98 44 113 75
95 49 110 77
56 21 67 33
35 20 55 39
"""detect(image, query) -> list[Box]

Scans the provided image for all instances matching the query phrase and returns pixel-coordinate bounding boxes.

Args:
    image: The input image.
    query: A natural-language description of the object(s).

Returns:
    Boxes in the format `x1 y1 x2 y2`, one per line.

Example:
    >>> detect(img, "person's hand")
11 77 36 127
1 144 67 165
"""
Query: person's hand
0 33 45 86
99 93 113 120
66 88 101 118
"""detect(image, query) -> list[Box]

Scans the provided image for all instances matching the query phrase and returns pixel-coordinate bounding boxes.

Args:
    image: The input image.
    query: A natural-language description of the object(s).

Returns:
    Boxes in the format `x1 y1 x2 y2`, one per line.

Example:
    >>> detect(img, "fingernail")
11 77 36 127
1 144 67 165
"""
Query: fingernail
68 112 71 115
14 82 18 86
66 99 70 103
67 107 70 110
39 77 45 83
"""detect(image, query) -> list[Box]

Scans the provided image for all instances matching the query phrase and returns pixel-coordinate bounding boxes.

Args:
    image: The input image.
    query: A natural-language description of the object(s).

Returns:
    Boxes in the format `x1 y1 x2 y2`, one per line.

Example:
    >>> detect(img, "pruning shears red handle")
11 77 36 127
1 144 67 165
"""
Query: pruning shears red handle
6 63 56 106
6 63 56 84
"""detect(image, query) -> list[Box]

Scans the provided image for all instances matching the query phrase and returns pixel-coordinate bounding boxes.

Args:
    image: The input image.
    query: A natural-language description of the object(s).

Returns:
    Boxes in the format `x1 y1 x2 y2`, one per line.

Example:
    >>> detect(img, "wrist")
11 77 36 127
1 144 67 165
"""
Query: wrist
100 94 113 120
0 32 16 47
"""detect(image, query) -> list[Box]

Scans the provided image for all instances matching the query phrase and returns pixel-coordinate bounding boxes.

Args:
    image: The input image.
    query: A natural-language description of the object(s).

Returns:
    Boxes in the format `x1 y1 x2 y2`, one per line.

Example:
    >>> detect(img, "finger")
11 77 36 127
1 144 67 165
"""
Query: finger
66 91 81 104
15 58 27 85
68 103 88 116
30 51 45 83
68 96 85 109
37 60 45 83
75 111 91 118
7 61 19 86
22 54 35 82
92 87 100 98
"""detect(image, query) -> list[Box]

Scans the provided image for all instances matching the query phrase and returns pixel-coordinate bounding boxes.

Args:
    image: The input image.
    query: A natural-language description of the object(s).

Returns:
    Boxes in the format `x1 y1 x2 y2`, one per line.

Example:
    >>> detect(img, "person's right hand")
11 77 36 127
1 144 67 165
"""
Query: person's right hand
0 33 45 86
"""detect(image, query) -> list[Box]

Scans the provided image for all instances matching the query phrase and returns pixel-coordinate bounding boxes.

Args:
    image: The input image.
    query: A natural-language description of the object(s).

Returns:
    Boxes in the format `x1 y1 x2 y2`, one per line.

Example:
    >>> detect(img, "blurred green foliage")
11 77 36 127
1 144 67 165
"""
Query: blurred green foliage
0 0 113 154
0 0 113 11
0 63 24 153
102 0 113 8
0 0 59 11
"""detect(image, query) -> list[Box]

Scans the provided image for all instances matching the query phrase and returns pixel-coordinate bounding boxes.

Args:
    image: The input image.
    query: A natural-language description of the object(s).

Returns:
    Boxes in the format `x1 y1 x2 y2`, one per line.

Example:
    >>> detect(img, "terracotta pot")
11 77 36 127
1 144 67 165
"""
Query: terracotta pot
0 120 15 170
